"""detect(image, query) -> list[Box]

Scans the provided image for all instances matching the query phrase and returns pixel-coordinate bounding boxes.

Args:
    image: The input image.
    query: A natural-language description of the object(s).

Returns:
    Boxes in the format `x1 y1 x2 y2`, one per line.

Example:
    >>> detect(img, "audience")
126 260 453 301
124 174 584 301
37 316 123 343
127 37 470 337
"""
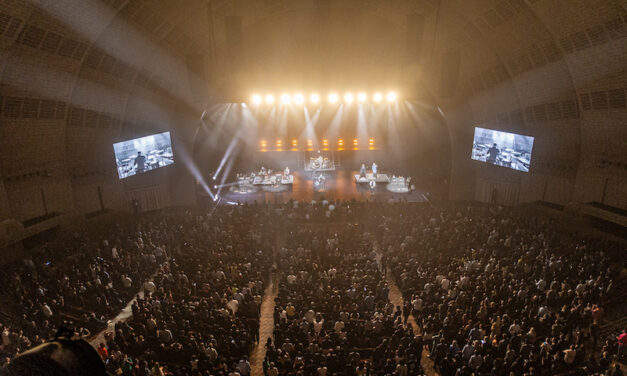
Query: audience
0 201 624 376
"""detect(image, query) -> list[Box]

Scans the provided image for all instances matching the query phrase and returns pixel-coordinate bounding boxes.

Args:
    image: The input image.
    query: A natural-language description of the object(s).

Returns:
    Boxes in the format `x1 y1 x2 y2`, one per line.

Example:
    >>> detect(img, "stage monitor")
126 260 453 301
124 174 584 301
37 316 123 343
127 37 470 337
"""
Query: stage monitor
471 127 534 172
113 131 174 179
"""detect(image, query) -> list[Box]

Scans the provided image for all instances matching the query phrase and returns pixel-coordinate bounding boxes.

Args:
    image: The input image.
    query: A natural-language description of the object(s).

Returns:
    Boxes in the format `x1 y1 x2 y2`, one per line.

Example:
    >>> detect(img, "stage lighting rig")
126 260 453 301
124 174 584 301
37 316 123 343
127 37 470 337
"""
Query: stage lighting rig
280 94 291 104
344 93 354 104
357 92 367 103
252 94 262 104
294 93 304 104
265 94 274 104
329 93 339 103
310 93 320 104
387 92 397 102
373 93 383 103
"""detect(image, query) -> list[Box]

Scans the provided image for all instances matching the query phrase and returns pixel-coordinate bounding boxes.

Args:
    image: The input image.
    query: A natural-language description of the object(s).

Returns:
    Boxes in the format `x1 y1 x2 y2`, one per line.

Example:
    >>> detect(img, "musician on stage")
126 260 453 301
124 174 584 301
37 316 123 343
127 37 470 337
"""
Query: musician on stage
359 163 367 178
372 162 378 178
284 166 290 176
315 173 326 190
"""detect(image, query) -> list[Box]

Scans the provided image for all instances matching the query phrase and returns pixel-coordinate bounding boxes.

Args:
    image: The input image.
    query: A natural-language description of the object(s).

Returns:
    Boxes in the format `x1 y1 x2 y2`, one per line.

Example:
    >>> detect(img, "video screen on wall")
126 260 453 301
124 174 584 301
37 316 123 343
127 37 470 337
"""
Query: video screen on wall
113 131 174 179
471 127 534 172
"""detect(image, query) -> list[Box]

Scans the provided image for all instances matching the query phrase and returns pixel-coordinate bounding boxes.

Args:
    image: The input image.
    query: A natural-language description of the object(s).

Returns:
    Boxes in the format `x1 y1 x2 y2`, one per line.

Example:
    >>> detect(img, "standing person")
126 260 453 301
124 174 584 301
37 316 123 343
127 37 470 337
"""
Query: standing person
487 143 500 164
134 151 146 173
371 162 378 178
360 164 367 178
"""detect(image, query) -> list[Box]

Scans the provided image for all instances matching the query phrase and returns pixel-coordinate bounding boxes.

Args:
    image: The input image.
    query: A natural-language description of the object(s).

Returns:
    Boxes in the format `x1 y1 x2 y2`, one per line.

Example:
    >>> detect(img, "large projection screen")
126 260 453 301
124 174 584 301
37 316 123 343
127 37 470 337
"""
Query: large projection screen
113 131 174 179
471 127 534 172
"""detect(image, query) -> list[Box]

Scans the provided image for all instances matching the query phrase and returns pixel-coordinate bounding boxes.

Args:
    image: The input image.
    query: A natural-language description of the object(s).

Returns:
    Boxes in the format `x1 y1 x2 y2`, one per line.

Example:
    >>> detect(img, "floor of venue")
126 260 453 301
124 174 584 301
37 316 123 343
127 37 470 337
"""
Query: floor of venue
218 170 429 204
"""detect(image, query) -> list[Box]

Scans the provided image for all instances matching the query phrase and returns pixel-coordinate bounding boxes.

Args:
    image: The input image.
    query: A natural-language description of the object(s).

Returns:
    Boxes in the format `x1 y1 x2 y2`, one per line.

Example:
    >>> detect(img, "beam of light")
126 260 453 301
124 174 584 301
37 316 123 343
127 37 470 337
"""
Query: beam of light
216 150 236 197
373 92 383 103
171 136 215 200
32 0 203 111
356 103 369 146
213 134 239 180
328 93 338 103
302 106 322 148
325 104 344 145
213 182 239 189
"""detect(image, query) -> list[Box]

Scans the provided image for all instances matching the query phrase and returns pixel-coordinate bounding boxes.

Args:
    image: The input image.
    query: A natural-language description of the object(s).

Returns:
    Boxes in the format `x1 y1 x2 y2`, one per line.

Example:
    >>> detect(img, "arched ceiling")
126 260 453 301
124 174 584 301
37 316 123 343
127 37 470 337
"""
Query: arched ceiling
0 0 625 221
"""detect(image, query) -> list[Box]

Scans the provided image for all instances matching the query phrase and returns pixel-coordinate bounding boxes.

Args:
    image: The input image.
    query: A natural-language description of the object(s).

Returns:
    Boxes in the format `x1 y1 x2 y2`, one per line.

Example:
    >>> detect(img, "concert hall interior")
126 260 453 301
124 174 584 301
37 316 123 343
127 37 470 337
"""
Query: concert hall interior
0 1 626 375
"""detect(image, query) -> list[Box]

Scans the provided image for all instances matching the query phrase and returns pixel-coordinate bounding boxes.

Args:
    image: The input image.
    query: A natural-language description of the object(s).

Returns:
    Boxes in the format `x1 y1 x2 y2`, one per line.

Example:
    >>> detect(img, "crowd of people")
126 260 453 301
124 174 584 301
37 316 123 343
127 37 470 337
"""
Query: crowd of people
379 204 625 375
0 200 624 376
269 223 423 375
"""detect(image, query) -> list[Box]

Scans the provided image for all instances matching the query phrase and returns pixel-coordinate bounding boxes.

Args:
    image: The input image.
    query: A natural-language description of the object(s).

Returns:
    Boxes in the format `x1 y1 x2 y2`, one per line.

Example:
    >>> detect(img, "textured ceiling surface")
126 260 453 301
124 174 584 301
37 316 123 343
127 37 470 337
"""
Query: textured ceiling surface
0 0 625 220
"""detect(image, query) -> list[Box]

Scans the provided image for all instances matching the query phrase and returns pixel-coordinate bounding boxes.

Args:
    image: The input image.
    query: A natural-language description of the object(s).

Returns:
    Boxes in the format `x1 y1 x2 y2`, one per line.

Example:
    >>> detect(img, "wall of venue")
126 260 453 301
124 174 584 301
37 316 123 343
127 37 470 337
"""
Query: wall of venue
433 1 626 210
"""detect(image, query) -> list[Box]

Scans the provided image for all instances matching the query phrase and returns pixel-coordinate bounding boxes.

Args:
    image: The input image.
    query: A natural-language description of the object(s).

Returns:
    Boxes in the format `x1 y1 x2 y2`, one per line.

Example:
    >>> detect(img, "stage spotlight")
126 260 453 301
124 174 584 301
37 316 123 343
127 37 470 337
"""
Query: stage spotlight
310 93 320 104
329 93 338 103
292 139 298 146
294 93 304 104
252 94 262 105
212 176 217 181
357 92 367 103
369 137 375 146
280 94 291 104
214 185 217 189
344 93 354 104
338 139 344 147
265 94 274 104
276 139 282 148
323 139 328 147
260 140 267 148
353 138 359 146
386 91 397 102
373 92 383 103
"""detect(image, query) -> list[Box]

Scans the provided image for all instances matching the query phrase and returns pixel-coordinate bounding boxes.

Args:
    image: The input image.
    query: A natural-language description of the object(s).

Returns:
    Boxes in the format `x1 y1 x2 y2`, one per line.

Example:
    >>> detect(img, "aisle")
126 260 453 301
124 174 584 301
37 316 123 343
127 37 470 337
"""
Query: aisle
375 244 438 376
249 274 278 375
249 234 282 375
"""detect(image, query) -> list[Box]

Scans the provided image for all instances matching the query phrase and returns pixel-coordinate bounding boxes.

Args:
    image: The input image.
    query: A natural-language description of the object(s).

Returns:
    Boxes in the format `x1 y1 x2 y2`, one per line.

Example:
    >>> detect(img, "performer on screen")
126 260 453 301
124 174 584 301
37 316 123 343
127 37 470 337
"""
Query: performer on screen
487 143 500 164
359 163 367 178
372 162 378 178
134 151 146 173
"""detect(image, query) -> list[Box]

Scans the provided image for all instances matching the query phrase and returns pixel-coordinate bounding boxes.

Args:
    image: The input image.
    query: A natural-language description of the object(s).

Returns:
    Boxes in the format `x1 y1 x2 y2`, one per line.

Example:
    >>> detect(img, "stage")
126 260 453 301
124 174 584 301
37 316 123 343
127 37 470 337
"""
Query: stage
216 170 428 204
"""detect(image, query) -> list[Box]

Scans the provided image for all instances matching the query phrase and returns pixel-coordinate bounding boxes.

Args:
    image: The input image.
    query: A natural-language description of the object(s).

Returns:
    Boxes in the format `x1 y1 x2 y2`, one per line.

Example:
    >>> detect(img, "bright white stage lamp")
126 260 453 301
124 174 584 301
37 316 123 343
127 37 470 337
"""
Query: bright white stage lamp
251 94 262 104
386 91 397 102
294 93 304 104
310 93 320 104
373 92 383 103
344 93 354 103
265 94 274 104
328 93 338 103
357 92 367 103
280 93 291 104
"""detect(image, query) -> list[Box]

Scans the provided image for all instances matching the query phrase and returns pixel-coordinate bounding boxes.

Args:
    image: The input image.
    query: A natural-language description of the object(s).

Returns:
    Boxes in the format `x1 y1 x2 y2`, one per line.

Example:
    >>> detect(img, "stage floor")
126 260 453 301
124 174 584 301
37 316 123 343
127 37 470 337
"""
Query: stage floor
217 170 428 204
